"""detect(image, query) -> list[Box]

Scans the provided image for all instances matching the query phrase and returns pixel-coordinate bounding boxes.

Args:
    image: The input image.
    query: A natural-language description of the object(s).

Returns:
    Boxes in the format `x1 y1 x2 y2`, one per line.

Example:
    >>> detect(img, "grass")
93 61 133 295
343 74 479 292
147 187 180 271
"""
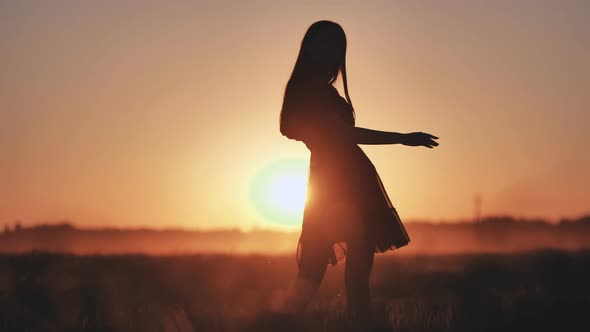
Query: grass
0 250 589 331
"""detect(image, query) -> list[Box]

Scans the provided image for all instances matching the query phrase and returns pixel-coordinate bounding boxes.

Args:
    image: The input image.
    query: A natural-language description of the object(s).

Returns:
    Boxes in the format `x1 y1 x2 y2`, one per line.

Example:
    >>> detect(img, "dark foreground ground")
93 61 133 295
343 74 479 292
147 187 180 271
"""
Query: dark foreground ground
1 250 589 332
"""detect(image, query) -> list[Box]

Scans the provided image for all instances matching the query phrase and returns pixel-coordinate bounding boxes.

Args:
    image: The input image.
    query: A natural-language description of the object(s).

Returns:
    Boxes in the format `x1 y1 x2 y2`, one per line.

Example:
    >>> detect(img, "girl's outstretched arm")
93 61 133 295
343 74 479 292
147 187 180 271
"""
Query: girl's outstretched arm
354 127 439 148
311 111 439 148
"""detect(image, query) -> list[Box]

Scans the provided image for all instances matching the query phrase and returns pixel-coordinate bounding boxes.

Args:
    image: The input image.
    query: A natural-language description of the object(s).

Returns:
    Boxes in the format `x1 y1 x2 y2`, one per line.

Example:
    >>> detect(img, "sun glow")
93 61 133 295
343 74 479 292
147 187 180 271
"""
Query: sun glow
249 159 309 227
267 173 307 213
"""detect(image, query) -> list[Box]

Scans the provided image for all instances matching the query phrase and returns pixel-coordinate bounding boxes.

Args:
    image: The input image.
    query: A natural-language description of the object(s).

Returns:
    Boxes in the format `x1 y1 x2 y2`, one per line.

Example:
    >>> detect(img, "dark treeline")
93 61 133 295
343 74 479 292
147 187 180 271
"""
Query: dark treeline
1 215 590 255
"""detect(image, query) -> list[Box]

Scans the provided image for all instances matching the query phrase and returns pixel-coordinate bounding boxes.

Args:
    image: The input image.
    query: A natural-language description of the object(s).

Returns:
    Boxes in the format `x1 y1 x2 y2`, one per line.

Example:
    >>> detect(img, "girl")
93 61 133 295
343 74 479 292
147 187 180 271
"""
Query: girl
279 20 439 316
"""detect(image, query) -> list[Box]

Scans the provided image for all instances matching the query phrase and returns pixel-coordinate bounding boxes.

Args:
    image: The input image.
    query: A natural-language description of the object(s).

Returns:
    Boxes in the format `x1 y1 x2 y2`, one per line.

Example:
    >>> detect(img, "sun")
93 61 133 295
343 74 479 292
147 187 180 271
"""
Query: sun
249 158 309 227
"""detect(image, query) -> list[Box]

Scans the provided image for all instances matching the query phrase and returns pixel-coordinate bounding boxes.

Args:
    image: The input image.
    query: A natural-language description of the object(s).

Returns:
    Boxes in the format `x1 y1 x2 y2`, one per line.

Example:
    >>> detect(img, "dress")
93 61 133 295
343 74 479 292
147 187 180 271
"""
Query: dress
280 81 410 266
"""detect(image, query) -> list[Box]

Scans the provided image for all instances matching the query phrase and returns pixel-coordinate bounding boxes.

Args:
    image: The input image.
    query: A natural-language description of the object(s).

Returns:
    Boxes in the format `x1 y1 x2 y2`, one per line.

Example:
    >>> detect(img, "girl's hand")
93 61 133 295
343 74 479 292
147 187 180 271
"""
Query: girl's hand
403 132 439 148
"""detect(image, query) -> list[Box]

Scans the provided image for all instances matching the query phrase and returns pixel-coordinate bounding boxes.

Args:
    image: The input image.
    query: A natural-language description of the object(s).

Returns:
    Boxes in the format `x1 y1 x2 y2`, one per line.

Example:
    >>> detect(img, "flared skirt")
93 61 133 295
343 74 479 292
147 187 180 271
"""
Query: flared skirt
296 147 410 266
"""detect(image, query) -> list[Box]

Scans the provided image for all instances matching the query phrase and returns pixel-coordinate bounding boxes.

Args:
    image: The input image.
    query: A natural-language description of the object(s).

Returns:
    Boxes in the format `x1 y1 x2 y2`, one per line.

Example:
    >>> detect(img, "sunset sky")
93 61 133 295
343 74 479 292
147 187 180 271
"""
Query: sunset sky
2 1 589 230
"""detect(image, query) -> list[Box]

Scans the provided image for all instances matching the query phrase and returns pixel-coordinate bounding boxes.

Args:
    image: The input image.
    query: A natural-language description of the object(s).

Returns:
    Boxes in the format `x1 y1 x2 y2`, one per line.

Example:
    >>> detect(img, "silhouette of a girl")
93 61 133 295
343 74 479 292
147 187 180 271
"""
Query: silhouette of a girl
279 21 439 316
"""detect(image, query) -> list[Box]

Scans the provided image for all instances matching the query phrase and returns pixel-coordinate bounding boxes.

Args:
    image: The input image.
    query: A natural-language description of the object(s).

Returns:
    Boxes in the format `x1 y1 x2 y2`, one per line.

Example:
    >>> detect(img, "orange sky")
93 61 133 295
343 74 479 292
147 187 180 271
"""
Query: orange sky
1 1 589 229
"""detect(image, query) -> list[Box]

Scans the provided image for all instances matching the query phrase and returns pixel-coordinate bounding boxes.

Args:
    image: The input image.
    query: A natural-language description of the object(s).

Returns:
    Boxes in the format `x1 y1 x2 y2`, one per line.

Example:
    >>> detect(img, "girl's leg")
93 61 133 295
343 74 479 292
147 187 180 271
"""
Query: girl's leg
282 241 328 313
344 238 375 316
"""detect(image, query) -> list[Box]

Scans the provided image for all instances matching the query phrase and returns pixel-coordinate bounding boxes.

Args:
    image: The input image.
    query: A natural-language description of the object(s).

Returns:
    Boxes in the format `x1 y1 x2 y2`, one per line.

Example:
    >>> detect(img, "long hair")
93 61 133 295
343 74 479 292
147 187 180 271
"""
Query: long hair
280 20 354 139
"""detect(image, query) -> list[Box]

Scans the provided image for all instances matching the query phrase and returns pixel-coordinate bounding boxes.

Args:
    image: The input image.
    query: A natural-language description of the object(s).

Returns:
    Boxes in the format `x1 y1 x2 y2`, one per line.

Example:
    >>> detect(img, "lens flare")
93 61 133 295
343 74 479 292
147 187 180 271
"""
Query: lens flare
249 158 309 227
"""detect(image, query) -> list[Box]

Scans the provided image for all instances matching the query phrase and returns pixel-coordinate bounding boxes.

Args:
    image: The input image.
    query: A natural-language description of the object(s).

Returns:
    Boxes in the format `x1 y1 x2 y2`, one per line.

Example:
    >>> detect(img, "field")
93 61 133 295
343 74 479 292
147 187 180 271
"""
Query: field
1 250 589 332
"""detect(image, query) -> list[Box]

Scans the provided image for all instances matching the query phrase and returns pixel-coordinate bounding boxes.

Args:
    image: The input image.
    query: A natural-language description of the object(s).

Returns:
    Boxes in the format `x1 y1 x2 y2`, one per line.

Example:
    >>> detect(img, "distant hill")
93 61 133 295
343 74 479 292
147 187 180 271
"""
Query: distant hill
2 216 590 255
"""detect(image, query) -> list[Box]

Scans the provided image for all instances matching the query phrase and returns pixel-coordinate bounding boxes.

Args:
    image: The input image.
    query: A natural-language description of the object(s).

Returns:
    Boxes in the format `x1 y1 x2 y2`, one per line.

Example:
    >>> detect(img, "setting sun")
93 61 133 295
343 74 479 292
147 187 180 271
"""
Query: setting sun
249 159 309 227
267 173 307 214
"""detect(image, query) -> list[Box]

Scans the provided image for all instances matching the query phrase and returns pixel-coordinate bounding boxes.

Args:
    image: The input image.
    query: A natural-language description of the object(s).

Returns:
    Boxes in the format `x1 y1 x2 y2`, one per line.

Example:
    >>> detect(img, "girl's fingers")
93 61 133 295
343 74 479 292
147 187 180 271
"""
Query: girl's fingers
422 140 438 148
426 138 439 146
